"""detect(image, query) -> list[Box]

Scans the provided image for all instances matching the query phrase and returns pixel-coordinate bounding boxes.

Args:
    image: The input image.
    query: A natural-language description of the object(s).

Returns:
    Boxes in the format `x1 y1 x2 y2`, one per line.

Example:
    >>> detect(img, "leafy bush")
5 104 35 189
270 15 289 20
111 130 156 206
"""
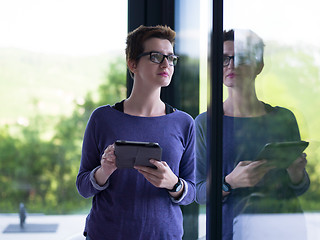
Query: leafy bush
0 57 126 214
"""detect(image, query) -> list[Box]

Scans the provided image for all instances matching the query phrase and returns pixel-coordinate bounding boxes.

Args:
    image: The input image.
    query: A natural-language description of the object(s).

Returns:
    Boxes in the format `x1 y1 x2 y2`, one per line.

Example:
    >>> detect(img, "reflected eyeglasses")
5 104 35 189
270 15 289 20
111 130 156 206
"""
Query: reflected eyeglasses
137 51 179 66
223 55 235 67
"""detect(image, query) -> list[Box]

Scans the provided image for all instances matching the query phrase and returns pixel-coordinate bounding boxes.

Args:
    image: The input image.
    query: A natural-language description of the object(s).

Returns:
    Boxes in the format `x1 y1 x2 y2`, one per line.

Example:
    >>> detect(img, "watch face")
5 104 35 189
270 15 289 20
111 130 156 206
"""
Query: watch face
222 177 232 192
175 182 182 192
169 179 182 192
222 183 230 192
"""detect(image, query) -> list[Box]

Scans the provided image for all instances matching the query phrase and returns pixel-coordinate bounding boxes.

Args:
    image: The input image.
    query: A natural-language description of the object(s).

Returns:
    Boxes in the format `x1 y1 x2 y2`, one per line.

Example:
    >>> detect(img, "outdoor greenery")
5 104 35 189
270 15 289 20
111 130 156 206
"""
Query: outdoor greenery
254 42 320 211
0 54 126 214
0 42 319 214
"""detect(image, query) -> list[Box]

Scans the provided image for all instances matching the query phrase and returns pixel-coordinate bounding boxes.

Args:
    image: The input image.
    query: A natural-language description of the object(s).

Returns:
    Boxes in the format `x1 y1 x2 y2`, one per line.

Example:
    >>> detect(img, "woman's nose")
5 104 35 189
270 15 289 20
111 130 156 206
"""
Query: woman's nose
228 58 235 68
160 57 169 68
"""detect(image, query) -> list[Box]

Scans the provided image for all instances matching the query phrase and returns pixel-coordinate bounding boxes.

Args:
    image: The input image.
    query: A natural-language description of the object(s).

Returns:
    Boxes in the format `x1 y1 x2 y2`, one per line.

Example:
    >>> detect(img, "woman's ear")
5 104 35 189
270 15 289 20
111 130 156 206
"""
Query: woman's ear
127 59 137 74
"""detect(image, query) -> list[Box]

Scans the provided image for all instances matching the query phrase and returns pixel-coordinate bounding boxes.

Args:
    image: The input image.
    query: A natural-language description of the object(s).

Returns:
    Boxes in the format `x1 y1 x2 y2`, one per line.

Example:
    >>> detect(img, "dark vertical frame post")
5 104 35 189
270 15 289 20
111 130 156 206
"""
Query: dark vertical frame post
127 0 175 103
207 0 223 239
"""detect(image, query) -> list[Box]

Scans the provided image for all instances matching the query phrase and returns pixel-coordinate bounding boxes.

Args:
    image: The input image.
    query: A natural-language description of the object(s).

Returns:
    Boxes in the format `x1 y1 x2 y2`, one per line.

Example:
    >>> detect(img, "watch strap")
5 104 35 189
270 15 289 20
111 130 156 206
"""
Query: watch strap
168 178 182 192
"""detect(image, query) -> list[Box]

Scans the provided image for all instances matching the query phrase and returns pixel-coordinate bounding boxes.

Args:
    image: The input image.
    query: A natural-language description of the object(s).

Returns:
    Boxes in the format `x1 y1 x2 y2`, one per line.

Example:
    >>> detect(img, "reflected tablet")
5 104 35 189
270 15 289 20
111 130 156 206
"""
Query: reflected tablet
114 140 162 169
254 141 309 169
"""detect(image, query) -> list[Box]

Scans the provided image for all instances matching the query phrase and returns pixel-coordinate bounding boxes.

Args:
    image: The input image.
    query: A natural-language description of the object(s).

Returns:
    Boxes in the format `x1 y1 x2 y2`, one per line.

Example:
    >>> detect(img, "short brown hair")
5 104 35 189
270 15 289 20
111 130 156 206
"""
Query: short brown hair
223 29 264 64
223 29 234 42
125 25 176 64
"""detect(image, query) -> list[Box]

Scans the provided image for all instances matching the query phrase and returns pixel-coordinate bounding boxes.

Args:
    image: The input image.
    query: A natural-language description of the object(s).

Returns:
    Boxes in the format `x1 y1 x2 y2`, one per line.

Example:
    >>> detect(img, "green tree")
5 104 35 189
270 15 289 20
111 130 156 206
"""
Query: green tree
0 57 126 214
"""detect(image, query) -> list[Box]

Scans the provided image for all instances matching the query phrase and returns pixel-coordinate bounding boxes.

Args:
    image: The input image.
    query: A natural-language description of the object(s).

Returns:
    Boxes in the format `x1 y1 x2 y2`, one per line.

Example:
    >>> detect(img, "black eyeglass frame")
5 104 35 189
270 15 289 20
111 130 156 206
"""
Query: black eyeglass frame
223 55 235 67
136 51 179 66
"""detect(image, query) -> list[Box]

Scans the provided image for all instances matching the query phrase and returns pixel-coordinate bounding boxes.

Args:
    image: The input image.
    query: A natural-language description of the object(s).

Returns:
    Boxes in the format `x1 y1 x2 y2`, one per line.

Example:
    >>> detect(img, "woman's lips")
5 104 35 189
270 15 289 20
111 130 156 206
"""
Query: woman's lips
158 72 169 77
227 73 235 78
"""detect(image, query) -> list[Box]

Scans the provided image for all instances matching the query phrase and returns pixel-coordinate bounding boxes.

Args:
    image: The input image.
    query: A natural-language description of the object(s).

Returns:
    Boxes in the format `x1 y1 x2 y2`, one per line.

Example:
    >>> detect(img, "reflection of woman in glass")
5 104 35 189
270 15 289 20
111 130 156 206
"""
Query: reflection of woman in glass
195 29 310 239
76 25 195 240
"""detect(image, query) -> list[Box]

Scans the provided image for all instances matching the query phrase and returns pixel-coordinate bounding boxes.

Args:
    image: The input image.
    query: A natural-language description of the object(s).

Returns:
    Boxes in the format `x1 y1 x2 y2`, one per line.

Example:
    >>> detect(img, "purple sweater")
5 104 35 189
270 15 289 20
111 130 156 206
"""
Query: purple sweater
195 104 310 240
76 105 195 240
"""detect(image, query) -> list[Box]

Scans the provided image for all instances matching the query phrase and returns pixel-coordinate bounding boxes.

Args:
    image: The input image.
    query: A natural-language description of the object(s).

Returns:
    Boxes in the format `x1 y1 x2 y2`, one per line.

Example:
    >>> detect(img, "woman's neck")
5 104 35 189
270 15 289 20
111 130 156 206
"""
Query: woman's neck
124 86 165 117
224 89 266 117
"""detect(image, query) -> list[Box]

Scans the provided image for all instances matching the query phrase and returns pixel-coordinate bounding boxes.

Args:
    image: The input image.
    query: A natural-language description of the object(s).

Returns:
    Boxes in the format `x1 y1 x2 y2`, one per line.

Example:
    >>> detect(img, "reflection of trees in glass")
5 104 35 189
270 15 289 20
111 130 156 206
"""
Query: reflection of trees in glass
174 55 199 118
0 58 126 214
256 43 320 210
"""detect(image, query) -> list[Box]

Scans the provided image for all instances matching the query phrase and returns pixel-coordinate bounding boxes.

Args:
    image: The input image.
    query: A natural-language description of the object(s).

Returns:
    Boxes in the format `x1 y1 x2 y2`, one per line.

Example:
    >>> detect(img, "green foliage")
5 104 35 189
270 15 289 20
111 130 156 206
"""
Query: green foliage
174 55 200 118
0 56 126 214
97 58 127 106
256 43 320 211
1 42 320 214
0 48 113 121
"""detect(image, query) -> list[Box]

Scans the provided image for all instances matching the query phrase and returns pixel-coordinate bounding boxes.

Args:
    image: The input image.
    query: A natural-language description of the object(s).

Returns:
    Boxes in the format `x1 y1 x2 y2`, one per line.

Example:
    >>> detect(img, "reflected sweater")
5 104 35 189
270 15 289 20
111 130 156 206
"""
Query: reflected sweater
76 105 195 240
195 103 310 240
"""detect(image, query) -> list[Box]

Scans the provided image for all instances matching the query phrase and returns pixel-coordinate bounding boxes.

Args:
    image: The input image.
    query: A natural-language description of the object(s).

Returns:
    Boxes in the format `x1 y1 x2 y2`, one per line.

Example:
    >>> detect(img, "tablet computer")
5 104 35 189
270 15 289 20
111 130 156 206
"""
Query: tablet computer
254 141 309 169
114 140 162 169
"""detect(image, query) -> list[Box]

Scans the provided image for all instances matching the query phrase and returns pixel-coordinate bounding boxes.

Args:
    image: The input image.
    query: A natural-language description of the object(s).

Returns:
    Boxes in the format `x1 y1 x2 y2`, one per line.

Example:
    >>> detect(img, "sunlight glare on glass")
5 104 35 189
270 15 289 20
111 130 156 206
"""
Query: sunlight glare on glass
223 0 320 48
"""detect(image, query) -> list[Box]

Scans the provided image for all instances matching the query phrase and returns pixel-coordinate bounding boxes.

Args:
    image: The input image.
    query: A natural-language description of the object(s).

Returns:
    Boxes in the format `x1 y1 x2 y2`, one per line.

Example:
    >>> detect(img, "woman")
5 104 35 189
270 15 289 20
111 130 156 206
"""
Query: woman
76 25 195 240
195 29 310 239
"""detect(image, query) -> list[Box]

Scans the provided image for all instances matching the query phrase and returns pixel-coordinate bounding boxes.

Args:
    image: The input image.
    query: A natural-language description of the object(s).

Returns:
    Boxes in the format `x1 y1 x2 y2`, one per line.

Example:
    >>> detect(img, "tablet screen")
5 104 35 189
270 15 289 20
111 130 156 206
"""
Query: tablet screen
254 141 309 168
114 140 162 169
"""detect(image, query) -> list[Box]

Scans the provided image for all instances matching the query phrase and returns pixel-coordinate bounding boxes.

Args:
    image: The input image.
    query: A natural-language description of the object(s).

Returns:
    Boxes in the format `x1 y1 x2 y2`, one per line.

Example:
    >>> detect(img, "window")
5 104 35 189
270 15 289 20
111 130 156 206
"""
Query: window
203 0 320 239
0 1 128 239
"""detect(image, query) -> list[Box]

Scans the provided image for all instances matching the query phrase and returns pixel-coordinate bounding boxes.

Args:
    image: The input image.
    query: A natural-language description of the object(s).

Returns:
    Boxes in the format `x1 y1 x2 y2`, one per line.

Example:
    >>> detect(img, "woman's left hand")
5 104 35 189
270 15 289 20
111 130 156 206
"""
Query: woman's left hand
287 153 307 184
134 160 179 191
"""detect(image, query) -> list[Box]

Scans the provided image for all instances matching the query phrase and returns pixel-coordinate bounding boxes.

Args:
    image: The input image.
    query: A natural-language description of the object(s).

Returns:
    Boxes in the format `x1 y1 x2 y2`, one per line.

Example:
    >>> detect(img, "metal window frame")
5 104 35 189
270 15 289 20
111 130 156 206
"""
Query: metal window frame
207 0 223 239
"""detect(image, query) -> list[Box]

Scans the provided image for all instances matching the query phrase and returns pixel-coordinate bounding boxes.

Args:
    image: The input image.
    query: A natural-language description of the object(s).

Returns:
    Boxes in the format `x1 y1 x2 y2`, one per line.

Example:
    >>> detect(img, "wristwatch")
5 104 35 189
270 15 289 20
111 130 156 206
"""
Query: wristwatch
168 178 183 192
222 176 232 192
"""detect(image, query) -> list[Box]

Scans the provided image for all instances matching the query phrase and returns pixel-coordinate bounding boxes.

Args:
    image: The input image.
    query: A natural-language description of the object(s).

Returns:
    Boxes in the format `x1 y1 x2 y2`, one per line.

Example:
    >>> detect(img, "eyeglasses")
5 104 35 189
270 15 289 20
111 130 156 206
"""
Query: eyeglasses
224 54 254 67
137 51 179 66
223 55 235 67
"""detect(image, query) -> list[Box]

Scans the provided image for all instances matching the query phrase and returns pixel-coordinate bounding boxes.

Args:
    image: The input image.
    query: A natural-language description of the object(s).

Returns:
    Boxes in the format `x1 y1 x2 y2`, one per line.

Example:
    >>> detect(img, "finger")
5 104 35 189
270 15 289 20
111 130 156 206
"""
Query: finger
149 159 164 168
294 155 307 165
134 165 157 175
104 144 115 153
250 160 267 168
102 152 116 164
136 168 159 181
137 170 159 186
238 161 253 166
106 156 116 163
296 157 307 166
103 150 115 158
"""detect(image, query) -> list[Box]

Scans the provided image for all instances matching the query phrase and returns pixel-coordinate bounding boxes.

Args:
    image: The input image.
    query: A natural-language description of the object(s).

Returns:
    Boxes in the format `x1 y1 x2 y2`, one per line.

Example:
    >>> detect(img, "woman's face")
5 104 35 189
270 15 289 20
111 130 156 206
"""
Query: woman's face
223 40 258 89
133 37 174 89
223 41 236 88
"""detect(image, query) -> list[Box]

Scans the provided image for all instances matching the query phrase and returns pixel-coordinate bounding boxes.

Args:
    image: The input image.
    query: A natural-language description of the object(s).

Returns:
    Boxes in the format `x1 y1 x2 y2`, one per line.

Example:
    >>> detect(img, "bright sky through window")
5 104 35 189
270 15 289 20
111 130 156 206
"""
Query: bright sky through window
0 0 127 56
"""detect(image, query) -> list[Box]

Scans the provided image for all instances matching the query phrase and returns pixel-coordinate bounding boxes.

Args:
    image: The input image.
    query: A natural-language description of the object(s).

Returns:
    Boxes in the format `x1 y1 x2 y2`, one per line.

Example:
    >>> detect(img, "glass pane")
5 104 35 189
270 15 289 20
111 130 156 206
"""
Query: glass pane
221 0 320 239
0 0 127 239
195 0 213 239
174 0 202 239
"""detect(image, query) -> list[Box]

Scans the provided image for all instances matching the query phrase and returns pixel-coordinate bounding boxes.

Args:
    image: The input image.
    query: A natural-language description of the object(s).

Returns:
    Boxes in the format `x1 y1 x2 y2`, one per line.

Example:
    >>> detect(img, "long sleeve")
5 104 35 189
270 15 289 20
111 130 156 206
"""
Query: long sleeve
195 112 207 204
282 107 310 196
76 111 105 198
175 117 196 205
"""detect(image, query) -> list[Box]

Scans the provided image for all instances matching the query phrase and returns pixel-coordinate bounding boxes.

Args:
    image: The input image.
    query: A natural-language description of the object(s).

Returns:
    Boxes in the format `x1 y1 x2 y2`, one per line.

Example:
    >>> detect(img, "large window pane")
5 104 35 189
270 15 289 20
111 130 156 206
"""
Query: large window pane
174 1 201 239
221 0 320 239
0 1 127 239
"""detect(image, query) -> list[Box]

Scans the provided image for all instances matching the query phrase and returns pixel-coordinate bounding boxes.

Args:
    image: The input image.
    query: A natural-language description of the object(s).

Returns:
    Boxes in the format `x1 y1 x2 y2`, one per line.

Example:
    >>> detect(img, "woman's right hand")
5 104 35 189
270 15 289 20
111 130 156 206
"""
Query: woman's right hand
101 144 117 174
95 144 117 186
225 160 272 190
